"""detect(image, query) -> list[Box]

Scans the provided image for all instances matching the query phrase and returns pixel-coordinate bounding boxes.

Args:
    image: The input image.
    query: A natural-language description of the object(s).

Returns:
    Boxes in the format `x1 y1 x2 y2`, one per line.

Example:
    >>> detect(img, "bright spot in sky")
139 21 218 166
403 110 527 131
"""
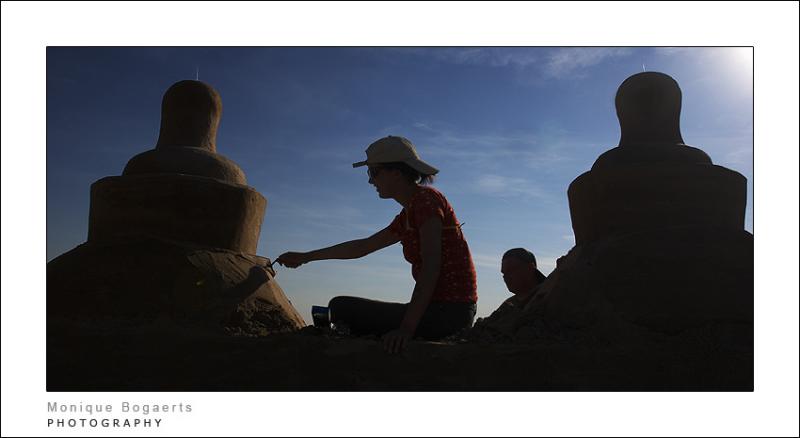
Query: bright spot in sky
726 47 754 88
733 47 753 70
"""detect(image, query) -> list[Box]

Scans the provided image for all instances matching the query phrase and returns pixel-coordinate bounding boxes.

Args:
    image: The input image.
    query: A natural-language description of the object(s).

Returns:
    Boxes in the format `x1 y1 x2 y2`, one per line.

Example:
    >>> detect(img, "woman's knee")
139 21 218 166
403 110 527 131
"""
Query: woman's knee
328 296 357 321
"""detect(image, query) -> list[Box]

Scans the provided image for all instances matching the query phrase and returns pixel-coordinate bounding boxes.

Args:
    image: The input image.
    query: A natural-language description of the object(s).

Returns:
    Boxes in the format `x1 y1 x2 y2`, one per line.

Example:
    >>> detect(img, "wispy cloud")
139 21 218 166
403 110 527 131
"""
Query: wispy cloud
474 174 548 199
723 146 753 168
542 48 633 79
653 47 740 59
265 195 380 235
683 133 753 170
421 48 540 68
654 47 699 56
412 122 541 163
410 121 588 172
471 252 502 270
398 47 633 80
536 256 558 274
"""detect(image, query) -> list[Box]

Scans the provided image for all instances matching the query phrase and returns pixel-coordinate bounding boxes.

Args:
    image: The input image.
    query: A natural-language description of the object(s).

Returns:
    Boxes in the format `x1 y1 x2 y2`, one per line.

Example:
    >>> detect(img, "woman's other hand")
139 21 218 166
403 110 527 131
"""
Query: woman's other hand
382 327 413 354
275 252 311 268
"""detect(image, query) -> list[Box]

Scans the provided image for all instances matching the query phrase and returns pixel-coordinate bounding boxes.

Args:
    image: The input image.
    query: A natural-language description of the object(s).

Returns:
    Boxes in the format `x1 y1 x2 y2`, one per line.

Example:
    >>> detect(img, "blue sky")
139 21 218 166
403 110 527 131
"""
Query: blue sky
46 47 753 322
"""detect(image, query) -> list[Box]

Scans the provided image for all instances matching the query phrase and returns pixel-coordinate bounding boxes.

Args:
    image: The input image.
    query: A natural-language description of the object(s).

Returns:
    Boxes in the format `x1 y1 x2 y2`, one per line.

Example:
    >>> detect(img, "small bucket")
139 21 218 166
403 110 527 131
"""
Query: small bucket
311 305 330 329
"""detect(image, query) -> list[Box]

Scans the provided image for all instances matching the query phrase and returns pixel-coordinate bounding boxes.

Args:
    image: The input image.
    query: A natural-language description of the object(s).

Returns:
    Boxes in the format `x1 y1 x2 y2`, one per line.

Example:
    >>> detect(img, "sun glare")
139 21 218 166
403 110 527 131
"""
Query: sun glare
727 47 754 87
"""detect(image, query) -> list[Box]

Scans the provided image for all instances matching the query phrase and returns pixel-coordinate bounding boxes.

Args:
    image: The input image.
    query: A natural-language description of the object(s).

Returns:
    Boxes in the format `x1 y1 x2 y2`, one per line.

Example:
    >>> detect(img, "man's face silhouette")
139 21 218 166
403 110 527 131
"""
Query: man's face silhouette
501 256 536 295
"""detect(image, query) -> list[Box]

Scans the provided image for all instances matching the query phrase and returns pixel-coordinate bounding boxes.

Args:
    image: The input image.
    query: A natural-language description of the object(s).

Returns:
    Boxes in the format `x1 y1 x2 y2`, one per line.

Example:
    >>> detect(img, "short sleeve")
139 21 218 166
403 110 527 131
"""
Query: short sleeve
388 210 406 236
411 189 445 228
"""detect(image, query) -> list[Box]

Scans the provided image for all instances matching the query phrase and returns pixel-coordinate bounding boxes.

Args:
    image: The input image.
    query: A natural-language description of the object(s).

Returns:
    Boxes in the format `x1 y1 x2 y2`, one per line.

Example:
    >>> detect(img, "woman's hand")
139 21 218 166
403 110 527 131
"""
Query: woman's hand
383 327 413 354
275 252 311 268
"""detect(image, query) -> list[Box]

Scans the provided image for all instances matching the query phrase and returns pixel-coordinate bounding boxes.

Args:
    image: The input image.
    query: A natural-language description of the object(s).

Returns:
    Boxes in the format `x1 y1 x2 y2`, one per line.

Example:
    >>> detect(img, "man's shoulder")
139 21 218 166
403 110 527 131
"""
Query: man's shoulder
474 295 523 333
488 295 523 318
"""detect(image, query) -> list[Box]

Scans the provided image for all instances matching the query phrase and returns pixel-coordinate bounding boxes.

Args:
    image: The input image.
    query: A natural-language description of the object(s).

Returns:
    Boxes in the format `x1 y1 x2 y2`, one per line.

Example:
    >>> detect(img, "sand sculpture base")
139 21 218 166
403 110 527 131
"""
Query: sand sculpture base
47 237 305 339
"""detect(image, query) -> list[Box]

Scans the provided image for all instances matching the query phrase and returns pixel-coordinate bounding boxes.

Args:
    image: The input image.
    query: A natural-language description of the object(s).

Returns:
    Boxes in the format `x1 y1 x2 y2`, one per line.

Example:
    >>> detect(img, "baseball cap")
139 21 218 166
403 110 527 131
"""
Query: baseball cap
352 136 439 176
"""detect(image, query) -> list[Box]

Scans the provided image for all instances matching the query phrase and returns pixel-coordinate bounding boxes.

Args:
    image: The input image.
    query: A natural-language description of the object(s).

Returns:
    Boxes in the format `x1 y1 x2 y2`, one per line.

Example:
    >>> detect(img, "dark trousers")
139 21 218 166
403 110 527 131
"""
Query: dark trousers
328 296 477 340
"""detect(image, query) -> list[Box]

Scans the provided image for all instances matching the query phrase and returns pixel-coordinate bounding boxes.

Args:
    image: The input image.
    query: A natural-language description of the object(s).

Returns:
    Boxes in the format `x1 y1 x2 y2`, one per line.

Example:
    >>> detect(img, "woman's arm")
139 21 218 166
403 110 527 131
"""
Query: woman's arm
384 216 442 353
276 225 400 268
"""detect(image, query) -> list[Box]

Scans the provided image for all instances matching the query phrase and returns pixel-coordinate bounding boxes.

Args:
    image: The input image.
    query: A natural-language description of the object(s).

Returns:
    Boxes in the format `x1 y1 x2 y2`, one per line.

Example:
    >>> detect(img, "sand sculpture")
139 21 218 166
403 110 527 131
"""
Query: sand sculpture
568 72 747 244
47 80 305 337
479 73 753 352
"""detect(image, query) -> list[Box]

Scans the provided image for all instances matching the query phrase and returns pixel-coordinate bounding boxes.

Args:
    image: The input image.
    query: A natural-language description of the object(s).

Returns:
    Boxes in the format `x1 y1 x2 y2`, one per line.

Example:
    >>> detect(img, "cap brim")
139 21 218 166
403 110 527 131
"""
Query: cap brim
407 159 439 176
353 158 439 175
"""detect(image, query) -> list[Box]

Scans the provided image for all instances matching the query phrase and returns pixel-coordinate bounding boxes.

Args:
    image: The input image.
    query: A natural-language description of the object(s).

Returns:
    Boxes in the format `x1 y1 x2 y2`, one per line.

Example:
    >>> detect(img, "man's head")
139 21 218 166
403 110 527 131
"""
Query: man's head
501 248 547 296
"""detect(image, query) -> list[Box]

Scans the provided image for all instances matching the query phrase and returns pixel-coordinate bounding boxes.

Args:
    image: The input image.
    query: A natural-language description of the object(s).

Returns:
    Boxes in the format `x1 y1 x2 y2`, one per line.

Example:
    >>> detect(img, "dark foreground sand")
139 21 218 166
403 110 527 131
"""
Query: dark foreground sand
47 318 752 392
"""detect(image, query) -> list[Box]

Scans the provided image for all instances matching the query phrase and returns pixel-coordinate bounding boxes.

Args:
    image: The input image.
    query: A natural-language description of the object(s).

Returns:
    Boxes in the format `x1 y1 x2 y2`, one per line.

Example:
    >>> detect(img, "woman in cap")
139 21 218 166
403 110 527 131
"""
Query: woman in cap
276 135 478 353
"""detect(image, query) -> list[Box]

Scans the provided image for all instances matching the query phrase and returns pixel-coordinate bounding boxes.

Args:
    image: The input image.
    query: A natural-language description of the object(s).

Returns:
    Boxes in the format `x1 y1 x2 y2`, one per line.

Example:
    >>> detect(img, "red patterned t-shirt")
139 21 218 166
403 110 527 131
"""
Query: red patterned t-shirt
388 186 478 303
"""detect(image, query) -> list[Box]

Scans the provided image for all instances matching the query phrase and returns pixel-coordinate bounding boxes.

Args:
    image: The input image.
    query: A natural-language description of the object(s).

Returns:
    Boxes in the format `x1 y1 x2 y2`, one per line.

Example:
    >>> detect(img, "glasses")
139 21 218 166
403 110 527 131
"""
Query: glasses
367 167 384 179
